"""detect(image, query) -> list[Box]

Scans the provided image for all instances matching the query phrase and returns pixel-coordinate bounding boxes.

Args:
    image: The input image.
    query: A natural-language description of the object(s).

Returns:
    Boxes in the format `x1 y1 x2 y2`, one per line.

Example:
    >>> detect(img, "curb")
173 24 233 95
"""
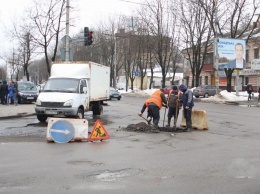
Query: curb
0 113 36 120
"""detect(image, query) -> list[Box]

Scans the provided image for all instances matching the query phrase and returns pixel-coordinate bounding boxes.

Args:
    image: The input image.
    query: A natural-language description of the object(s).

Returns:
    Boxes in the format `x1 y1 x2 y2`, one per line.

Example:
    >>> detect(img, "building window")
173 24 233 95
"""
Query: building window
205 76 208 85
254 48 259 59
199 76 202 85
246 50 249 62
205 53 213 64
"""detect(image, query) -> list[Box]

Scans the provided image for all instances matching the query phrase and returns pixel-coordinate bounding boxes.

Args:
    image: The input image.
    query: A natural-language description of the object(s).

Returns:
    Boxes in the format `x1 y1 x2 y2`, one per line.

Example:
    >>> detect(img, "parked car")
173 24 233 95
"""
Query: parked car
193 85 218 98
164 86 172 95
109 87 121 100
17 81 38 104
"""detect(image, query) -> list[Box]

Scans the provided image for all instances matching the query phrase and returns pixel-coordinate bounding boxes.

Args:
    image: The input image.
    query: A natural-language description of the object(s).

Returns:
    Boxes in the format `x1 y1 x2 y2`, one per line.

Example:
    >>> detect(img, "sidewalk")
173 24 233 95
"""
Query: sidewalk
0 103 36 119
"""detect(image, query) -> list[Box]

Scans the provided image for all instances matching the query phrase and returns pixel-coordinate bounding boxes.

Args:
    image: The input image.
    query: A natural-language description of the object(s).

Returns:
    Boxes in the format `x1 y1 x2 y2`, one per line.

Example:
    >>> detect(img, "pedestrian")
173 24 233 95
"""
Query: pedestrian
0 81 2 103
13 81 18 105
138 89 167 133
179 84 194 132
246 83 253 101
1 80 9 105
8 81 15 105
166 85 181 128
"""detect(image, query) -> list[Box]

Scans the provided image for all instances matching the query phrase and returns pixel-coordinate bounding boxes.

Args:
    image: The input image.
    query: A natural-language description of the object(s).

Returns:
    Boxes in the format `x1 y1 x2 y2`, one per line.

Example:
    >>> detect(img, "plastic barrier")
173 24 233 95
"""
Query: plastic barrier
46 118 89 143
180 109 208 130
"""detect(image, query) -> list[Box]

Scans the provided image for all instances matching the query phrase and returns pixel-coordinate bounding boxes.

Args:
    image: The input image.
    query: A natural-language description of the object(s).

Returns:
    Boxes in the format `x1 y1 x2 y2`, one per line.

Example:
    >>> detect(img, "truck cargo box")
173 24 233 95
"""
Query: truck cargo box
50 61 110 101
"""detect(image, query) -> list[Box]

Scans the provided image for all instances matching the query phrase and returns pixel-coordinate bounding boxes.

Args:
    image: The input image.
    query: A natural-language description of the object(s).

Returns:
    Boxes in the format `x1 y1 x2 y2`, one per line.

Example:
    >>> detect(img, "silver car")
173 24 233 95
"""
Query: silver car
109 87 121 100
193 85 217 98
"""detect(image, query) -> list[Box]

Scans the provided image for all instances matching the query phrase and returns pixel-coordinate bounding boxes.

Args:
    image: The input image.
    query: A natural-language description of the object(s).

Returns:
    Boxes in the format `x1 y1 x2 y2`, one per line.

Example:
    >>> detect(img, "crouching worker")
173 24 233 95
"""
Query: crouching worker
166 85 181 128
179 84 194 132
139 89 167 133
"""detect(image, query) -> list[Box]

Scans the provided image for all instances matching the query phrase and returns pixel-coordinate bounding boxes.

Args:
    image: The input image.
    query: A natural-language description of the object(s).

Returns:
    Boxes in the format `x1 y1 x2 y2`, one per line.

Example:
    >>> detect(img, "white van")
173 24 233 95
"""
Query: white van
35 62 110 122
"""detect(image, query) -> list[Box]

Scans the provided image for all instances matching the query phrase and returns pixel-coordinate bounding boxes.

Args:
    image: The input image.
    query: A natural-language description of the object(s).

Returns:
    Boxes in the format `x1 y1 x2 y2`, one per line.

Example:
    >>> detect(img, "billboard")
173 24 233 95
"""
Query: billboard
251 59 260 70
215 38 246 69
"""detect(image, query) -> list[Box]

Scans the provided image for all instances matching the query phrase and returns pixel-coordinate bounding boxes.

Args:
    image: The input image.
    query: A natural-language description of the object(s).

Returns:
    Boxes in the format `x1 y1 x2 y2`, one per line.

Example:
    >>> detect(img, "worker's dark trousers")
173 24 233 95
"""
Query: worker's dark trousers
184 108 192 129
148 103 160 125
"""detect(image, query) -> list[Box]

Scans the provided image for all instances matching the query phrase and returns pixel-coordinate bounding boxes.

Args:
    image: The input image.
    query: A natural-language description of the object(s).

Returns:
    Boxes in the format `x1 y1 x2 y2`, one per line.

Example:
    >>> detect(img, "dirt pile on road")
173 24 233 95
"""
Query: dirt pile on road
123 122 152 133
123 122 182 133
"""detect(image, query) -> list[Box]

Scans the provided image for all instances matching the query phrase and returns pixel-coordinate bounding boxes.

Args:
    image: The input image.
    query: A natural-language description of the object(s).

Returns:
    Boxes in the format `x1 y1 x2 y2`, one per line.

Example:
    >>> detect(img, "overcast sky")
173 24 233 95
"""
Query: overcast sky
0 0 140 64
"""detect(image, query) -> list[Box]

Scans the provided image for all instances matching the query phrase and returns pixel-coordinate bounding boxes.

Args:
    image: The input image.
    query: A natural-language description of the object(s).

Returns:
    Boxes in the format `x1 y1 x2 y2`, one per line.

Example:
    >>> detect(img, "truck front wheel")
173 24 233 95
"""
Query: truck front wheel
77 108 84 119
37 115 48 122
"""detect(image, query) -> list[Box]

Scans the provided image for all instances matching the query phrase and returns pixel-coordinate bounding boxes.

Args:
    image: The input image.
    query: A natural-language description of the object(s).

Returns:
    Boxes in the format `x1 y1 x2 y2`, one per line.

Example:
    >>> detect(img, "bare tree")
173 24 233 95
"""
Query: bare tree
139 0 179 88
0 66 7 81
6 12 40 81
179 0 212 87
27 0 67 75
0 49 24 81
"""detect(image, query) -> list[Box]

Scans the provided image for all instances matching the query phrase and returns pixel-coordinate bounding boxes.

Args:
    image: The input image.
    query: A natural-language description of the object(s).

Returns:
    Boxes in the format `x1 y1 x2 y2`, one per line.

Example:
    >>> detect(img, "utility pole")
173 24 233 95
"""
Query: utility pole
25 32 30 78
214 5 219 94
114 35 117 88
65 0 70 62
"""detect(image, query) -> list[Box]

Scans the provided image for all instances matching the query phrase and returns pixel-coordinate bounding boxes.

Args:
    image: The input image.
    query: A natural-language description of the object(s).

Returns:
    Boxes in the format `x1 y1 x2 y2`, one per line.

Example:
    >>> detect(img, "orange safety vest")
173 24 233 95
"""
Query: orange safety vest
145 90 163 109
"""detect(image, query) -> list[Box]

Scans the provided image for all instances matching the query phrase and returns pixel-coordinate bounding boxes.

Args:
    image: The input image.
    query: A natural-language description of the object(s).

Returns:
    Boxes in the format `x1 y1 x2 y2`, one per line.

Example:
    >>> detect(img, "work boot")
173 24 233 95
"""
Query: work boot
165 118 171 127
183 128 193 132
151 123 160 133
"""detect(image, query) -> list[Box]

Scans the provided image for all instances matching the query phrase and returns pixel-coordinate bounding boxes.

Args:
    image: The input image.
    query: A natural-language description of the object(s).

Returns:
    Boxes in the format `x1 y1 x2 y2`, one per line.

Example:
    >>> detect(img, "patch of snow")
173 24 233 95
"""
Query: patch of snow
120 87 254 103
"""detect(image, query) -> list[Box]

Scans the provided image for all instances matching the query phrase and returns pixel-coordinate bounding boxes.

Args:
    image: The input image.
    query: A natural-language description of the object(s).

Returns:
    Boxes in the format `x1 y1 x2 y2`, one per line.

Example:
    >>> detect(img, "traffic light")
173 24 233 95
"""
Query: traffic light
84 27 89 46
87 31 93 45
83 27 93 46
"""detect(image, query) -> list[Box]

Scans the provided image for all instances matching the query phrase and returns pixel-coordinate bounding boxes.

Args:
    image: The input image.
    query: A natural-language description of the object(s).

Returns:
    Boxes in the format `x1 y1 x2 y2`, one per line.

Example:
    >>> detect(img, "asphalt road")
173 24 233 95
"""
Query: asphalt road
0 95 260 194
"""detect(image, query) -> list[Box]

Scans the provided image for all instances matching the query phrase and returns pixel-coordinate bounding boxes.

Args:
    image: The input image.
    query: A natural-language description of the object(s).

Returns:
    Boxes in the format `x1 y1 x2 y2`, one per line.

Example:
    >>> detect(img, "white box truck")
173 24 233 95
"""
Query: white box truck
35 61 110 122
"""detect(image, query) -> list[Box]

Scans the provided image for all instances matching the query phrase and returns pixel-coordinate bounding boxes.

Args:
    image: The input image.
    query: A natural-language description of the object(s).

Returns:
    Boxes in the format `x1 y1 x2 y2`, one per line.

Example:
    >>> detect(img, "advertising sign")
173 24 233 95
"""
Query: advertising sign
216 38 246 69
251 59 260 70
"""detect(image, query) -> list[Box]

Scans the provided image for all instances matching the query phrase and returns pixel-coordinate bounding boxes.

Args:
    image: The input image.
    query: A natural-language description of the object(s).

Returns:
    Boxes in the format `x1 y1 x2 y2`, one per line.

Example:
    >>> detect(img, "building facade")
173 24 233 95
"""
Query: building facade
183 38 260 91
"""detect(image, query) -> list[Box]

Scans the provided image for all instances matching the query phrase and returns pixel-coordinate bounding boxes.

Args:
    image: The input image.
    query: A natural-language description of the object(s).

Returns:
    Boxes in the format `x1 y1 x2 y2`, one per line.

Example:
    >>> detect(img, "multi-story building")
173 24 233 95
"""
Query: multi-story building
183 36 260 91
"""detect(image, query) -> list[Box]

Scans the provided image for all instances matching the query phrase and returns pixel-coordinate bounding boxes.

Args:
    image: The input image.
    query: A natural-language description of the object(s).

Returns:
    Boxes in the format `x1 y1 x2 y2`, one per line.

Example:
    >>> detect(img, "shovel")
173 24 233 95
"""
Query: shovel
163 106 167 127
138 114 151 125
173 107 178 130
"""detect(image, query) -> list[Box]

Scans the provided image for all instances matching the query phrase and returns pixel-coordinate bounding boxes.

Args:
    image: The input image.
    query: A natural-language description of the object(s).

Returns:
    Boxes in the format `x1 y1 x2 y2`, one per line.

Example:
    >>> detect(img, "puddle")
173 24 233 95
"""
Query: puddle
239 105 257 107
26 122 48 127
236 176 252 179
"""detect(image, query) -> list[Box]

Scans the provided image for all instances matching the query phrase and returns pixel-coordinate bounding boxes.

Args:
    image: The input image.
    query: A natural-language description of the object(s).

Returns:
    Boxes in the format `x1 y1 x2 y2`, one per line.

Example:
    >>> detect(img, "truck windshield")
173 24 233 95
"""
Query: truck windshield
43 78 79 93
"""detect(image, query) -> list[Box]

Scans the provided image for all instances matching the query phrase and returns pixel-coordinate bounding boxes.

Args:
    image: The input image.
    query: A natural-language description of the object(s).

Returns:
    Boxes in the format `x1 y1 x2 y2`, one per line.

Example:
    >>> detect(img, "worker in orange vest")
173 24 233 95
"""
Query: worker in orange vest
139 89 167 133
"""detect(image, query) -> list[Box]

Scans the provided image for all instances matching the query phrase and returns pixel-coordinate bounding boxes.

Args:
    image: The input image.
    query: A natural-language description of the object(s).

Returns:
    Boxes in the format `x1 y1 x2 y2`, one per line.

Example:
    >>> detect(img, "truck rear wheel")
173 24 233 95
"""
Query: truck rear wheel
93 101 103 116
37 115 48 122
77 108 84 119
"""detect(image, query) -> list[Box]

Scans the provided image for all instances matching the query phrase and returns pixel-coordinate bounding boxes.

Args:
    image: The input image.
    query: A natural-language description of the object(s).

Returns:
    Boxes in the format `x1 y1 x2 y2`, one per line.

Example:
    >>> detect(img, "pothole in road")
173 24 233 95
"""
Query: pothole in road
95 168 142 182
123 122 184 133
26 122 48 127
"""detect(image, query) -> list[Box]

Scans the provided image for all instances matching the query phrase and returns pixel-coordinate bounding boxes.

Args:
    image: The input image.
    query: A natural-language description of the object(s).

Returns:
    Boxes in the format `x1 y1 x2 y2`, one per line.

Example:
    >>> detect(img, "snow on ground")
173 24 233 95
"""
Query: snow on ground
203 90 248 102
118 88 256 103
